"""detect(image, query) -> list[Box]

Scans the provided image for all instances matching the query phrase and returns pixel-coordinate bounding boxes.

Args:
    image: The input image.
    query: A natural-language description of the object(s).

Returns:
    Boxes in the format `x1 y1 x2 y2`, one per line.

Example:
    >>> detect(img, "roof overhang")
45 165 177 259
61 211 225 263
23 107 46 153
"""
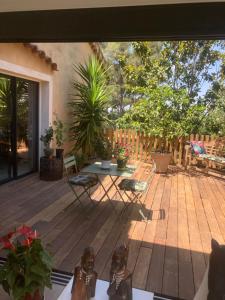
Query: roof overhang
0 2 224 42
0 0 223 12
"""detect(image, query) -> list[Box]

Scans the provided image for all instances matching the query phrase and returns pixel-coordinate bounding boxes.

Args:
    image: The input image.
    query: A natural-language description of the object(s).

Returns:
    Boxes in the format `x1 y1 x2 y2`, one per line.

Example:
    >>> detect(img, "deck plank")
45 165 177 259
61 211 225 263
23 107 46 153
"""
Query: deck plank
177 173 195 300
189 176 211 264
146 175 167 293
184 175 206 293
162 174 178 298
197 175 224 244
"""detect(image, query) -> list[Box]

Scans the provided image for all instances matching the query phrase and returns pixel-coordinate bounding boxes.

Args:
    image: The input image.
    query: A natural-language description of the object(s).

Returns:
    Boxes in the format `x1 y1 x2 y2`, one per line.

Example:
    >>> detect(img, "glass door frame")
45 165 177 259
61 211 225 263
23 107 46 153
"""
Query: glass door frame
0 73 39 184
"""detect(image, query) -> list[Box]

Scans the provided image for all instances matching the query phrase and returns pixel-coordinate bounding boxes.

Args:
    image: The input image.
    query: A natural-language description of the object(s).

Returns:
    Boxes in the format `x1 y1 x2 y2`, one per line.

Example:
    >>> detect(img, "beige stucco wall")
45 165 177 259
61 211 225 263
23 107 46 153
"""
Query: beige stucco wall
0 43 53 75
35 43 93 152
0 42 94 154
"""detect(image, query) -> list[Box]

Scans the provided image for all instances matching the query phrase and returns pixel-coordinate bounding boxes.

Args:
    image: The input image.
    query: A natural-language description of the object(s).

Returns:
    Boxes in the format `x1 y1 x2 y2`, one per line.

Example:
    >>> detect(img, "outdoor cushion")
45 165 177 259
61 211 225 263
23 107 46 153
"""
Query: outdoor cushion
198 154 225 165
191 141 206 155
118 179 148 192
69 175 98 187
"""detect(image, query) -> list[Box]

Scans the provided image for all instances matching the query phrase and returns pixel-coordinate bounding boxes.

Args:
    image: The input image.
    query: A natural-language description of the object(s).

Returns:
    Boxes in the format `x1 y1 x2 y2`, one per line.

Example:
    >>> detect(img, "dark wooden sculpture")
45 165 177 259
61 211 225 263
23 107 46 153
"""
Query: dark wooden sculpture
107 245 132 300
71 247 97 300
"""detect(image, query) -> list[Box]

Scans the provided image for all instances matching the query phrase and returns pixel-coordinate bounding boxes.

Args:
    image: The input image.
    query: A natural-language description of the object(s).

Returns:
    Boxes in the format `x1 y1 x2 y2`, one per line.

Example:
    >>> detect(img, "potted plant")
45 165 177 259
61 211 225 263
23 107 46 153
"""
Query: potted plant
40 126 54 158
151 139 172 173
69 56 112 158
0 225 52 300
95 138 112 169
53 116 64 159
113 142 130 170
40 125 63 181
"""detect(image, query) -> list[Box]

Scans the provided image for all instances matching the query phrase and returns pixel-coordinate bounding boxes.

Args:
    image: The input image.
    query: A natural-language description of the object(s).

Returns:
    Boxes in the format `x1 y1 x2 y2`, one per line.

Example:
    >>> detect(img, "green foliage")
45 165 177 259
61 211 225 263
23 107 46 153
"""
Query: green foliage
69 56 112 155
95 138 112 160
102 41 225 136
40 126 54 148
200 87 225 135
160 41 224 100
117 86 206 137
53 115 64 148
0 77 11 141
0 76 29 143
74 153 87 170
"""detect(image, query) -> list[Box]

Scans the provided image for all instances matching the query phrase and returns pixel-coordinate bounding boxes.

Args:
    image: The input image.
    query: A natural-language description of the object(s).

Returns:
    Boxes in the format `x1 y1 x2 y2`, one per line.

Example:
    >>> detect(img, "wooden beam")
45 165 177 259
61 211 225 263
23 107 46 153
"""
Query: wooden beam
0 3 224 42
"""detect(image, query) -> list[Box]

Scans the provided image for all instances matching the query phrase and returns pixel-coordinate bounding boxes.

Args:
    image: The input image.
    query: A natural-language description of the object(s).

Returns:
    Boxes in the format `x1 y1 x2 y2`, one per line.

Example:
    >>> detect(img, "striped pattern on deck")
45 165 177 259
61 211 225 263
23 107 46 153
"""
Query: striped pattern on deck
0 162 224 300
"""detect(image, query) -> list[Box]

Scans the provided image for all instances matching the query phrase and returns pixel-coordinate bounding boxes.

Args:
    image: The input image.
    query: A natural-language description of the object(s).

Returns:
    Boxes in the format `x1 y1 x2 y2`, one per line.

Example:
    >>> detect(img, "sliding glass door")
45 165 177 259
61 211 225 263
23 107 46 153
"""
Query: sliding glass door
0 74 38 183
0 75 12 182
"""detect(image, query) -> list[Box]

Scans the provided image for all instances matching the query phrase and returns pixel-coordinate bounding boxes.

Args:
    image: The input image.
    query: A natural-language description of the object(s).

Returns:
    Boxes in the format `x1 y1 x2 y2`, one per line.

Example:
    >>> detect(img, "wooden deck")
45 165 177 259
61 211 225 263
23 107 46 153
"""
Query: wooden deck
0 162 225 300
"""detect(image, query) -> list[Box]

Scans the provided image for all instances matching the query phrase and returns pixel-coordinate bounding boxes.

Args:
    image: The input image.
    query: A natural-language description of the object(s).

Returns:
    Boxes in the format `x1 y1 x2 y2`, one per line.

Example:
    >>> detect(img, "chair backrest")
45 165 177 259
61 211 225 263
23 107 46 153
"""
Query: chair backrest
146 162 156 185
63 155 78 175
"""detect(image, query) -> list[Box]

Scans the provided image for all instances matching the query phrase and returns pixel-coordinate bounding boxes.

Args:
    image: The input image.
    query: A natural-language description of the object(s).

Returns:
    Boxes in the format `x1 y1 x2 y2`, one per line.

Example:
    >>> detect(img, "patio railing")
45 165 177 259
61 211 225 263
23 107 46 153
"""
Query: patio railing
104 129 225 167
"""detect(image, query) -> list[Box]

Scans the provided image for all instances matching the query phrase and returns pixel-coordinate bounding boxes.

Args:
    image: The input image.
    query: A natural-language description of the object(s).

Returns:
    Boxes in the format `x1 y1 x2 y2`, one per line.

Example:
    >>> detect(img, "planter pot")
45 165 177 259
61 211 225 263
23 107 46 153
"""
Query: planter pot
117 158 128 170
56 148 64 159
151 152 171 173
40 156 63 181
24 289 44 300
101 160 111 169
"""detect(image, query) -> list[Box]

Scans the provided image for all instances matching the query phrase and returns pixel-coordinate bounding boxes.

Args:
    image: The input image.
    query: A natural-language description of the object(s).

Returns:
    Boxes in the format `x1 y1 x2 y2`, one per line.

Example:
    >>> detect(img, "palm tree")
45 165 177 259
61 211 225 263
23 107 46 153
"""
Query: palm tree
69 56 111 156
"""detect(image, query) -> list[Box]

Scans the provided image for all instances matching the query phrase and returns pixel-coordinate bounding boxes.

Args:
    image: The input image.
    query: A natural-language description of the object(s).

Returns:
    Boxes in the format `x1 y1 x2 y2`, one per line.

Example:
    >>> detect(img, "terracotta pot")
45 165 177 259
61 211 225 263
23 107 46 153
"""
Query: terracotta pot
151 152 171 173
117 158 128 170
24 289 44 300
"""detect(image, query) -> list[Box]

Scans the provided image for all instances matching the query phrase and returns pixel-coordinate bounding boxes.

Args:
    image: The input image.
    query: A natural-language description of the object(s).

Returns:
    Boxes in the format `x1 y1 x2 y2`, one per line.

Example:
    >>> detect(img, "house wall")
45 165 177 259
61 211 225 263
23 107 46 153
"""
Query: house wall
35 43 93 152
0 42 94 155
0 43 52 75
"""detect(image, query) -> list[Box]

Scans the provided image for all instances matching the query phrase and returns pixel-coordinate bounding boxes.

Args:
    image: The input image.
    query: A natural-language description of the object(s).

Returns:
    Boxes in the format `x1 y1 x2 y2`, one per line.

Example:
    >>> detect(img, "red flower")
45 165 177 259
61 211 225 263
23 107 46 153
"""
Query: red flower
17 225 33 236
0 240 15 250
6 231 16 239
0 230 15 242
22 238 33 247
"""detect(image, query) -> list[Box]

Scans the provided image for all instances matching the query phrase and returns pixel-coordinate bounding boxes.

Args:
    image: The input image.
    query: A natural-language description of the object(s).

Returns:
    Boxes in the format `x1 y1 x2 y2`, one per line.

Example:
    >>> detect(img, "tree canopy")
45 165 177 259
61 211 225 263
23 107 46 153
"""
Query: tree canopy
101 41 225 136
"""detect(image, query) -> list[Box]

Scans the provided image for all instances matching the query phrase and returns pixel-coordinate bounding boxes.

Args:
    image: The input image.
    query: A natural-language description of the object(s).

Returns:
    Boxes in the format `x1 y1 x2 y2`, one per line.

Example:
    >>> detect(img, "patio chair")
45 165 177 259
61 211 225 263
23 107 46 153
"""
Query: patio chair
63 156 98 208
118 163 156 220
185 141 225 173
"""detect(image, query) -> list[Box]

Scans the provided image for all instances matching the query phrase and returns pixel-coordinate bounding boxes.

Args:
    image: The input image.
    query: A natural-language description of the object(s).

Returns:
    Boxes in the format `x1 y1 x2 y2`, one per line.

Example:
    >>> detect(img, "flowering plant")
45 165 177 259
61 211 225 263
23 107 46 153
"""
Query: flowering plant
113 143 131 160
0 225 52 300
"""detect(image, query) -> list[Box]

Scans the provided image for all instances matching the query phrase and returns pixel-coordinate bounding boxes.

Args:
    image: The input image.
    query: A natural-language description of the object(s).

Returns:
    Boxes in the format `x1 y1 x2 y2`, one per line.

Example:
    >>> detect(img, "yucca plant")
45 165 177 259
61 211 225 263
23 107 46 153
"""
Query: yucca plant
69 56 112 156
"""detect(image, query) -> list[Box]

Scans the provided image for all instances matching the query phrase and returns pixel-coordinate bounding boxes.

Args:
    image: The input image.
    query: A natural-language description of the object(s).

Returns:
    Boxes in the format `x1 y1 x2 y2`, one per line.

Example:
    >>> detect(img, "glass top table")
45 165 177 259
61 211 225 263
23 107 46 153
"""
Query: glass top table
57 277 154 300
81 162 137 212
81 162 136 177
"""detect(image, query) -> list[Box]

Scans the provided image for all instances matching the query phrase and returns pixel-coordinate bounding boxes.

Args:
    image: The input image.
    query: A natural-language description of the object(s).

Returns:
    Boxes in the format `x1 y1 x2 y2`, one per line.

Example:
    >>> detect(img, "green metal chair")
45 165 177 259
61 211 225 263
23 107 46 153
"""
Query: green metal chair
63 155 98 207
118 163 156 220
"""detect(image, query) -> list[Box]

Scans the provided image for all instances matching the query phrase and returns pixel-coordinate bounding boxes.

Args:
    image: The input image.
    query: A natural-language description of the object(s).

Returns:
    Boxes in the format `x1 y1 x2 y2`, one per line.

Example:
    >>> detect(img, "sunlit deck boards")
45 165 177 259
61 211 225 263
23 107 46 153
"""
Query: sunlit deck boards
0 163 225 300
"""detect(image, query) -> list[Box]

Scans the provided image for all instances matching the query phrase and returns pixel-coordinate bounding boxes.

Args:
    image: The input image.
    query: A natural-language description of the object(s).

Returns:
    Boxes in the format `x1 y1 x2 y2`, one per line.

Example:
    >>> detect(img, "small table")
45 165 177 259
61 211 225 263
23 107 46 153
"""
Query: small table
57 278 153 300
81 162 136 210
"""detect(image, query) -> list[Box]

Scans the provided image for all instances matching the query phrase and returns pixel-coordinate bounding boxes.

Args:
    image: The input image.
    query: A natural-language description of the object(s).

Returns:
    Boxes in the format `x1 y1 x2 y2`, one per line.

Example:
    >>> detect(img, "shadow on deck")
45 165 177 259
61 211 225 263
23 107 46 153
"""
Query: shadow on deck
0 162 225 300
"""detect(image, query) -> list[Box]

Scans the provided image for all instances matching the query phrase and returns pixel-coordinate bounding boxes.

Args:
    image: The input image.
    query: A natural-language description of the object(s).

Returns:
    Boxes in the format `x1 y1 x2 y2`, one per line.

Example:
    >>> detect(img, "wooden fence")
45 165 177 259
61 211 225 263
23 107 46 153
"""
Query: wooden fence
104 129 225 167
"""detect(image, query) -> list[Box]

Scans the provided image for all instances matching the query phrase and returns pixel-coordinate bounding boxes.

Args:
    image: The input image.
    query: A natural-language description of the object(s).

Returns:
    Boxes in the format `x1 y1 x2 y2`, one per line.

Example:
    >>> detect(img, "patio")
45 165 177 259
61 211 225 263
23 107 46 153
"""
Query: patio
0 162 225 300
